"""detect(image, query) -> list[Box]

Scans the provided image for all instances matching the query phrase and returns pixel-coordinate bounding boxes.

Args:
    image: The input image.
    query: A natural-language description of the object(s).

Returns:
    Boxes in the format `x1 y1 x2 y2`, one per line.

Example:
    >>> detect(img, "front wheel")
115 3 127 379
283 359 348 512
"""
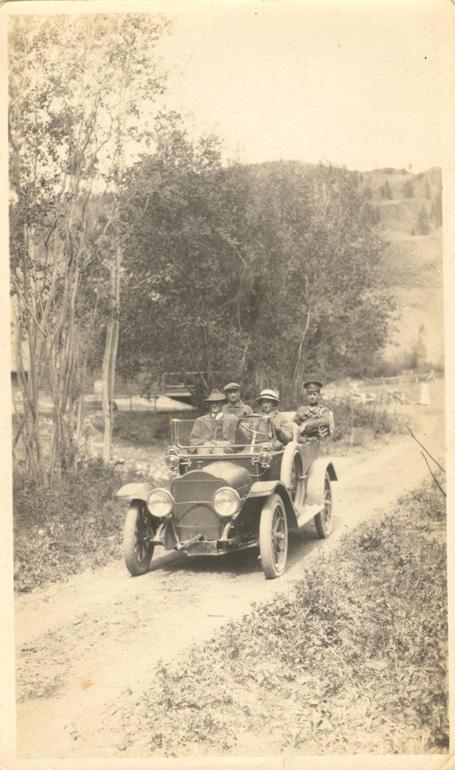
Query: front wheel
259 494 288 579
124 503 155 576
314 473 333 538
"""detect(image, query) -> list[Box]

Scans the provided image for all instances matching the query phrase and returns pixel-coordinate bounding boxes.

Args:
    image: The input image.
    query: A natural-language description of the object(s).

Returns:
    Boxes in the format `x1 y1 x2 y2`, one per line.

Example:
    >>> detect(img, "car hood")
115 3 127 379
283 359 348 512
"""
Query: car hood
172 461 251 494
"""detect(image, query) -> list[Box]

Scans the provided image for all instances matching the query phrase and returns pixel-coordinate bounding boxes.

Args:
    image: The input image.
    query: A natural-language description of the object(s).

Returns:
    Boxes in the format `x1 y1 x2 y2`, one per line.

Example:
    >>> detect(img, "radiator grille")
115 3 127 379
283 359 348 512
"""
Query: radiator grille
175 504 222 541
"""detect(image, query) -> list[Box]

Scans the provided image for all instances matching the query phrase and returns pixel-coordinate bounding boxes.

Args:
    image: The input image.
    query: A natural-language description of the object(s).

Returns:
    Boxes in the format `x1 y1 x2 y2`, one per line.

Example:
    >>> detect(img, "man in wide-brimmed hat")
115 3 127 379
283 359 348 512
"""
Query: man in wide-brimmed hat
252 388 293 448
222 382 253 417
293 378 334 440
189 388 234 454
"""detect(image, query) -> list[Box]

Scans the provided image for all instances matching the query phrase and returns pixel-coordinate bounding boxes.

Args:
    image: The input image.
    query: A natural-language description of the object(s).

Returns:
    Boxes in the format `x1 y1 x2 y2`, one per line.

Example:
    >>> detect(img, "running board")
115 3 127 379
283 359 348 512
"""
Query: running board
293 503 322 529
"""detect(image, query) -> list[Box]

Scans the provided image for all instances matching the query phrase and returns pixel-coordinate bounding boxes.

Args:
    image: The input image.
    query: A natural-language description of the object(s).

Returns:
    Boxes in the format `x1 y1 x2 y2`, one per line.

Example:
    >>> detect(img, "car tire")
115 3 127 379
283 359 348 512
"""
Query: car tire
259 493 288 579
124 503 155 576
314 472 333 538
280 443 304 507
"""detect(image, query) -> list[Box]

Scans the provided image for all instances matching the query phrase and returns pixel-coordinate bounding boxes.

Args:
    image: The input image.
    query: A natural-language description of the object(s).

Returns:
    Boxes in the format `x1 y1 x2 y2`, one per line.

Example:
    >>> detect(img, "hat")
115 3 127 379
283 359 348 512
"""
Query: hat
256 388 280 403
223 382 241 392
205 388 226 403
304 378 323 392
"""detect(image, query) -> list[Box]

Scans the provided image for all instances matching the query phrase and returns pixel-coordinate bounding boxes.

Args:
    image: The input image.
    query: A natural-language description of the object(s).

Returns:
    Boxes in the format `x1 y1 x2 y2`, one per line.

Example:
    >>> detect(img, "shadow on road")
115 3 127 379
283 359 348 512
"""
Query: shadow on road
144 518 332 580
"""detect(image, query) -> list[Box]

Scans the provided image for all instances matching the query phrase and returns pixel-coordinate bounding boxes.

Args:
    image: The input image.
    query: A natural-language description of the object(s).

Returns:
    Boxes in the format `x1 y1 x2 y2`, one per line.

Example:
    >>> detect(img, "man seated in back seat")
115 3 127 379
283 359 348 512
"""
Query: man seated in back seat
293 379 334 441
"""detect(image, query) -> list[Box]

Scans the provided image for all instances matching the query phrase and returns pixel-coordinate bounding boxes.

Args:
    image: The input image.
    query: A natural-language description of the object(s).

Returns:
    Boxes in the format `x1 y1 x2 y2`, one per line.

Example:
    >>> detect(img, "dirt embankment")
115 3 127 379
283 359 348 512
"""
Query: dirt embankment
15 398 445 758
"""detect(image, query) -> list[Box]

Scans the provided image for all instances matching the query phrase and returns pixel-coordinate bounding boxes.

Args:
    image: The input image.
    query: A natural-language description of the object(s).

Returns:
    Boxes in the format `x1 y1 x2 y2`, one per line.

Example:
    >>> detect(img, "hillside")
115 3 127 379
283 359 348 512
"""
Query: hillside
248 161 444 367
360 167 443 365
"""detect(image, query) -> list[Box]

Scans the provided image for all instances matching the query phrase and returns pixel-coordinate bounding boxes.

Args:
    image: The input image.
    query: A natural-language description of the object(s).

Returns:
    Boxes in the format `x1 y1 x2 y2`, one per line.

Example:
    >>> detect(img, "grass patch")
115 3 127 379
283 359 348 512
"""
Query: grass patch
13 459 144 592
327 397 399 443
91 412 175 446
115 480 448 756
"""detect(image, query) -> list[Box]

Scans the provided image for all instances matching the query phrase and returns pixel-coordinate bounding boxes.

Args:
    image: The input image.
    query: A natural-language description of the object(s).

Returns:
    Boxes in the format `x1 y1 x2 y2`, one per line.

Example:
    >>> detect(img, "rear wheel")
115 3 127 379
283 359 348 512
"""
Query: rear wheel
124 503 155 576
314 473 333 538
259 494 288 579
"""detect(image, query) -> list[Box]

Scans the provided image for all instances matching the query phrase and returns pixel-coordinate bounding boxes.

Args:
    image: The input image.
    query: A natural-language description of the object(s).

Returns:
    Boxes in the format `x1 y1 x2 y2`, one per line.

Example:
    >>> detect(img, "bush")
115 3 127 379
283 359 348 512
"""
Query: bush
13 459 142 592
326 397 396 442
90 411 176 446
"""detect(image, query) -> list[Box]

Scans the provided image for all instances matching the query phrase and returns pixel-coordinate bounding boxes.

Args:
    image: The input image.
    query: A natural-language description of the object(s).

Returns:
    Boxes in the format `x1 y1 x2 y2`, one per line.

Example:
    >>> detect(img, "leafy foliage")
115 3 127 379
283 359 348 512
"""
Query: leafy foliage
9 14 169 480
327 398 397 441
113 481 448 755
13 459 140 592
118 126 395 402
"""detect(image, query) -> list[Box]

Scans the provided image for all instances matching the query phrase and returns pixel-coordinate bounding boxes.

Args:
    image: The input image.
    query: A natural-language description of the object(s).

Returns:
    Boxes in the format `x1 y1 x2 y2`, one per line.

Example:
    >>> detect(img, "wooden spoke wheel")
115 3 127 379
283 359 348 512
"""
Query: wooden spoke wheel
314 473 333 538
124 503 155 576
259 494 289 579
280 444 305 507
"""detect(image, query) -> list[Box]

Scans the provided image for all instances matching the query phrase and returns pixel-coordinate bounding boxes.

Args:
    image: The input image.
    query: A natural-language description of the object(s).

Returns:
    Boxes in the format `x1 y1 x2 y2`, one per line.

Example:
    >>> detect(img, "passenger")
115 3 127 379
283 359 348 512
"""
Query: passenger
255 388 293 449
294 379 334 441
222 382 253 417
189 389 235 454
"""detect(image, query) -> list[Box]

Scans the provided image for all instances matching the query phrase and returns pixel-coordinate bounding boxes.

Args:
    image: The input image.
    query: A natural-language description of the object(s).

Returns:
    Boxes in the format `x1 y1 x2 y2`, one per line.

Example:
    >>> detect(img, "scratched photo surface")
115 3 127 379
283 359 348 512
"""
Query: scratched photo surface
5 0 453 766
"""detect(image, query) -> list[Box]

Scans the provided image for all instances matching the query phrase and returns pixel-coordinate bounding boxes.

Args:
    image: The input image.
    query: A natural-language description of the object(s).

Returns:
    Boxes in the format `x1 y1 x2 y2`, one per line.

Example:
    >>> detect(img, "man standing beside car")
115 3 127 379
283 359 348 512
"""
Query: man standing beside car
293 379 334 441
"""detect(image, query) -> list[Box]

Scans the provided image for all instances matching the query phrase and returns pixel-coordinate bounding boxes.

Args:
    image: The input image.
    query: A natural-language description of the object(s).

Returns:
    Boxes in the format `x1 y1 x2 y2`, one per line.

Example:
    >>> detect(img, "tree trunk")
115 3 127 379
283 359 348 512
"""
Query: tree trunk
292 309 311 385
102 241 121 463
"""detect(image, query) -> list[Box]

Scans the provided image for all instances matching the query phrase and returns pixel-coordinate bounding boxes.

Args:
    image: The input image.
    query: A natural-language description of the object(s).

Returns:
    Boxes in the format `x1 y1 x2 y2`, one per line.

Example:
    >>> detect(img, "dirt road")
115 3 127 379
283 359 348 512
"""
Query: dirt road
15 397 445 758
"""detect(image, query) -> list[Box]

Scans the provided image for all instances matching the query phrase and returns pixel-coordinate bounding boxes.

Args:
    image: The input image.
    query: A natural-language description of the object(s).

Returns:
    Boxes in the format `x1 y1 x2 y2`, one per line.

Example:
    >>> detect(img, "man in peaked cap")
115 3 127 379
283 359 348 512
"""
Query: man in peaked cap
222 382 253 418
293 377 334 440
189 388 234 454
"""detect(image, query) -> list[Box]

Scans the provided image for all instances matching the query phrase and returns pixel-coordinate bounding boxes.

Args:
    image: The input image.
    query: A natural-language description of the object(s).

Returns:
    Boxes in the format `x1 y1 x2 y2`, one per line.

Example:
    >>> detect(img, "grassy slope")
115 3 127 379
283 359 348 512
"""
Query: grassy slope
361 167 444 365
114 480 448 757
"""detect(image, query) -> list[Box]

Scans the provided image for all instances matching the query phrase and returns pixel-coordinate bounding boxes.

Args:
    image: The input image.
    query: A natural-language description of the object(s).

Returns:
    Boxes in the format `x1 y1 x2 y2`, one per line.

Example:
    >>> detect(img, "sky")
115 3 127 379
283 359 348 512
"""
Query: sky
154 0 452 172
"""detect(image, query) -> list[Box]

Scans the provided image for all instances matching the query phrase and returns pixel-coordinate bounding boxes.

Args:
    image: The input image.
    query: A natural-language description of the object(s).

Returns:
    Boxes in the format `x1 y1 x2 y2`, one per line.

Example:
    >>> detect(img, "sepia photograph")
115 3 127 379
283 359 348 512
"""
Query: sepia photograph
2 0 454 766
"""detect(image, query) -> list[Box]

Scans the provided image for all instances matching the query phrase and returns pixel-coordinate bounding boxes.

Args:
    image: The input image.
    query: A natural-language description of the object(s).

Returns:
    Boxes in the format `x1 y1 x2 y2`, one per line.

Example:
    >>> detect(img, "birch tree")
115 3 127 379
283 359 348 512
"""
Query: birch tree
9 13 169 480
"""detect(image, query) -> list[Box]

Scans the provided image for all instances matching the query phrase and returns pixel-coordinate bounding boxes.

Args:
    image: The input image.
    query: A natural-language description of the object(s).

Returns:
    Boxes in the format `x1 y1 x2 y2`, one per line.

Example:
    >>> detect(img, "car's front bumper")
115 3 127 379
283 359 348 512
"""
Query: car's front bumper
180 535 256 556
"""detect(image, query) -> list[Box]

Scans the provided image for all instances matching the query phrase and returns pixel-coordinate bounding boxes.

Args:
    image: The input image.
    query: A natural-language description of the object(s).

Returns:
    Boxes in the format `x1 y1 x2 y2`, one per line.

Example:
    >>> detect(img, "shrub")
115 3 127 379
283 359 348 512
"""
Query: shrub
326 397 396 441
13 459 142 591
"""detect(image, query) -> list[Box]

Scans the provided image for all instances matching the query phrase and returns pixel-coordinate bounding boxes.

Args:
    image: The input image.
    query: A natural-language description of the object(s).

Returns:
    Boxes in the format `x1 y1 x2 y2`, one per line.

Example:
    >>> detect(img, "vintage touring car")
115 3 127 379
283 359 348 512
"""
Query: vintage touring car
116 414 337 579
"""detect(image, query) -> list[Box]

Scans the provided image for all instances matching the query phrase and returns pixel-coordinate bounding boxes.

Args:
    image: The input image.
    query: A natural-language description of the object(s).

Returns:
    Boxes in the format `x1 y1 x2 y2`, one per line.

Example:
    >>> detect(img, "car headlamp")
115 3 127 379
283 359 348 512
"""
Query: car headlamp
212 487 241 518
253 443 272 468
166 446 181 471
147 488 174 517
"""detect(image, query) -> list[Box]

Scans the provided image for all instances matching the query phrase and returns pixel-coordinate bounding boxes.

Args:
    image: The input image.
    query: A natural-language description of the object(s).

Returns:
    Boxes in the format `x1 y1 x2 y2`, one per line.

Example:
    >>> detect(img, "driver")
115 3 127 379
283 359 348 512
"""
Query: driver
293 378 334 441
189 389 235 454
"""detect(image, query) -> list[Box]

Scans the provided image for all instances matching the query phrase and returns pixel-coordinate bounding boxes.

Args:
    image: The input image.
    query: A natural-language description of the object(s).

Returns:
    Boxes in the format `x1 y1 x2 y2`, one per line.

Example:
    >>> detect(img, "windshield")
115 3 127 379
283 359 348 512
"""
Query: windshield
171 414 275 454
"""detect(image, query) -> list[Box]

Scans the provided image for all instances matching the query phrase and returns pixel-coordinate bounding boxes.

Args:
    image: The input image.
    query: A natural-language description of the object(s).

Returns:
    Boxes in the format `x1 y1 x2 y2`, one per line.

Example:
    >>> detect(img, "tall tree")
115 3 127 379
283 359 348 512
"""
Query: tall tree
9 13 169 480
118 153 395 404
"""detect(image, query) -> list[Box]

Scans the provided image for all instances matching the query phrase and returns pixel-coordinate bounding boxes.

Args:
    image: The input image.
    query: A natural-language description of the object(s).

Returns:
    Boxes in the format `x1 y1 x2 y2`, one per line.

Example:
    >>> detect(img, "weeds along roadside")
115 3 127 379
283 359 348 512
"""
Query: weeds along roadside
13 459 137 592
112 479 447 757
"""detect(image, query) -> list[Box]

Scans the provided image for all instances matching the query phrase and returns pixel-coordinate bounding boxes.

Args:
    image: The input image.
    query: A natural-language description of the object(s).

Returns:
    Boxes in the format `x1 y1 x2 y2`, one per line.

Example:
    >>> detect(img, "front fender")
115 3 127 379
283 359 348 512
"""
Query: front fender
115 482 155 504
245 480 298 528
305 458 337 508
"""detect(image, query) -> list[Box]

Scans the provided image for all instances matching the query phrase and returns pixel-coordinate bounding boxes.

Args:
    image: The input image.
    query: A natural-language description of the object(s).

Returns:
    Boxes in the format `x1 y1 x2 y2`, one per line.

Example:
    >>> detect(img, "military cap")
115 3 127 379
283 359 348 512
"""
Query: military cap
303 378 323 392
223 382 241 392
256 388 280 403
205 388 226 403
